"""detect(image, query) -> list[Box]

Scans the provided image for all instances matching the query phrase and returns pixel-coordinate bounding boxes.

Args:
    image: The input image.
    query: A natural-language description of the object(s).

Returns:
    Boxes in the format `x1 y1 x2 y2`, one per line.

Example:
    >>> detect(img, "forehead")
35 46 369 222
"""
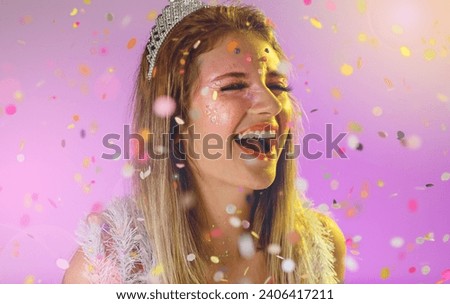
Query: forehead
196 32 282 81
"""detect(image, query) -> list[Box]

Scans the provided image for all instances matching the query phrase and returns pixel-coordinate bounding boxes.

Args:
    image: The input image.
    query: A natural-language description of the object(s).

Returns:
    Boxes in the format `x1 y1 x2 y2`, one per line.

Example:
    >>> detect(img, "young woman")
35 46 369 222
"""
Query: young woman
63 0 345 284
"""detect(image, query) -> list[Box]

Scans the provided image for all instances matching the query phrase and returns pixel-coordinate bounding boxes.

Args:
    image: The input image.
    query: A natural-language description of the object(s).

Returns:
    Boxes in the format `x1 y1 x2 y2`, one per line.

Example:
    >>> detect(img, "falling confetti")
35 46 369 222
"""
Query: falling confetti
443 234 450 243
400 46 411 57
408 199 418 213
424 49 436 61
151 264 164 276
5 104 17 115
356 0 367 13
281 259 296 273
186 253 196 262
225 204 237 214
24 275 35 284
153 96 176 117
139 166 151 180
421 265 431 275
390 237 405 248
267 243 281 255
122 162 135 178
238 233 256 259
210 256 220 264
391 24 404 34
213 271 224 282
229 216 241 228
372 106 383 117
69 8 78 16
309 17 322 29
147 10 158 20
287 230 300 244
106 13 114 22
72 21 80 28
127 37 137 49
56 258 70 270
340 63 353 76
380 267 390 279
303 0 312 5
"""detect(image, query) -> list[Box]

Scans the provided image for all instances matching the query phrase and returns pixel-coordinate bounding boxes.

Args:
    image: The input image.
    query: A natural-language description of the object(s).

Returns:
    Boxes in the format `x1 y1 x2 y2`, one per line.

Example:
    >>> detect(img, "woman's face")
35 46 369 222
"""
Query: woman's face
185 31 293 190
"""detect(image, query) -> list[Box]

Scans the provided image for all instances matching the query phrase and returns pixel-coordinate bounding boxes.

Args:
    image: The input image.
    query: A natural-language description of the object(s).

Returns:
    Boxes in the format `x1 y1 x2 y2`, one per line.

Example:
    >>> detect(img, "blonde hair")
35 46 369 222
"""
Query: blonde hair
131 4 310 283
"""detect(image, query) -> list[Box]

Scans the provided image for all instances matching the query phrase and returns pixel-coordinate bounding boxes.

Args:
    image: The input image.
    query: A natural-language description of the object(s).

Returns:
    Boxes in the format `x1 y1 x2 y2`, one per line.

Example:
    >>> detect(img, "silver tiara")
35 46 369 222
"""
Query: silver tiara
146 0 208 80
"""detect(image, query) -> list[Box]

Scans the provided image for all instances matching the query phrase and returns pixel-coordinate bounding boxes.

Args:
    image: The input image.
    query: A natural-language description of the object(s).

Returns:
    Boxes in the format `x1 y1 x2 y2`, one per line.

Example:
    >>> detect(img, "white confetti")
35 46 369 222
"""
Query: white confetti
174 116 185 125
225 204 237 215
17 154 25 163
352 235 363 243
295 178 308 193
241 220 250 229
139 166 152 180
267 243 281 255
347 135 359 150
390 237 405 248
421 265 431 275
281 259 295 273
441 172 450 181
186 253 196 262
56 258 70 270
345 255 359 272
443 234 450 243
213 271 224 282
238 233 255 260
229 216 241 228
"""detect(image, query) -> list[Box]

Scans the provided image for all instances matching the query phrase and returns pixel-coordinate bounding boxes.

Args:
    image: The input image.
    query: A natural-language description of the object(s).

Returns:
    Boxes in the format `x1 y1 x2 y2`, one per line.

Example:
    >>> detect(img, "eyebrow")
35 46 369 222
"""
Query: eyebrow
210 70 288 83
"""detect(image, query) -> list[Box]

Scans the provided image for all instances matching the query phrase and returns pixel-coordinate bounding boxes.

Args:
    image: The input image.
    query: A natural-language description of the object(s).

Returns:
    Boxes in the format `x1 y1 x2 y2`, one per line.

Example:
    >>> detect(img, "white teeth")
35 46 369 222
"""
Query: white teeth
236 129 277 140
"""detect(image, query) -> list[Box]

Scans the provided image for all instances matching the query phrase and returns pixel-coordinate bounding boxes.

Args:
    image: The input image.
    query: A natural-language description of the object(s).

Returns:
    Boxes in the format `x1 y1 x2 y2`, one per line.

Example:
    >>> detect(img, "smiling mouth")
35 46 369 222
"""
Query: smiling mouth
233 124 278 158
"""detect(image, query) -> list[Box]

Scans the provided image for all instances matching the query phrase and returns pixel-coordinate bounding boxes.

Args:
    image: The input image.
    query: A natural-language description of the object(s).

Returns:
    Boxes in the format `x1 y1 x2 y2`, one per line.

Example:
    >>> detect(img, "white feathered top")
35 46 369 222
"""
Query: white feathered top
76 197 337 283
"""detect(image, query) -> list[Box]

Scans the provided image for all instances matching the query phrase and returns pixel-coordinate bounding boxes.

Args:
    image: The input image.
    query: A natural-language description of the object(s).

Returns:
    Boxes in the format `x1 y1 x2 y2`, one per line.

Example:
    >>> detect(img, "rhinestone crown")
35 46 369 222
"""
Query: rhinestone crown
146 0 208 80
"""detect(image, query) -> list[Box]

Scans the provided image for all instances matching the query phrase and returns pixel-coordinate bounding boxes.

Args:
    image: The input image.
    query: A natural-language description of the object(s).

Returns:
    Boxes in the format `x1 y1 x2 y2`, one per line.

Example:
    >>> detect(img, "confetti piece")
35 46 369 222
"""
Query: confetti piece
153 96 176 117
212 90 218 101
83 0 91 4
73 21 80 28
400 46 411 57
281 259 296 273
210 256 220 264
326 0 336 11
443 234 450 243
127 37 137 49
384 77 394 90
225 204 237 215
380 267 390 279
358 33 368 42
69 8 78 16
56 258 70 270
186 253 196 262
122 162 135 178
24 275 35 284
238 233 256 259
377 180 384 187
193 40 201 49
121 15 132 27
340 63 353 76
318 204 329 213
331 87 342 100
139 166 151 180
5 104 17 115
408 199 418 213
397 131 405 140
151 264 164 276
437 93 448 103
287 230 300 244
403 135 422 150
330 179 339 190
372 106 383 117
267 243 281 255
356 0 366 13
17 153 25 162
226 41 239 53
13 90 24 101
347 134 359 150
391 24 404 35
213 271 224 282
345 256 359 272
424 49 436 61
309 17 322 29
421 265 431 275
357 57 363 69
229 216 241 228
390 237 405 248
251 231 260 239
210 227 222 238
303 0 312 5
106 13 114 22
360 182 369 198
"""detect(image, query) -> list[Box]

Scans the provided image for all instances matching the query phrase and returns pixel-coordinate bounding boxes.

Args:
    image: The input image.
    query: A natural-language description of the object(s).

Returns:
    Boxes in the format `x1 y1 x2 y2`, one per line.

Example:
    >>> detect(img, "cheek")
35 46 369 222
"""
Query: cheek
196 99 248 131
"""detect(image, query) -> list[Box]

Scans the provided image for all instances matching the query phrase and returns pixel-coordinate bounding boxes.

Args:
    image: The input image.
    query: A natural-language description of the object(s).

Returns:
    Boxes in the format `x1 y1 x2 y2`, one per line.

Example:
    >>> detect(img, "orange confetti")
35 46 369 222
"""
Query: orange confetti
127 37 137 49
384 77 394 90
360 182 369 199
73 114 80 122
78 64 91 77
24 275 35 284
72 21 80 28
331 87 342 100
147 10 158 21
226 40 239 53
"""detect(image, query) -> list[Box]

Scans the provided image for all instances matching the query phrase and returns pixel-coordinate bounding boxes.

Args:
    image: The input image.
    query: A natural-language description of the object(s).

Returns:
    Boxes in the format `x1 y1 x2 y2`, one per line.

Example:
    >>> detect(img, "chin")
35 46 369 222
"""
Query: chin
246 173 276 190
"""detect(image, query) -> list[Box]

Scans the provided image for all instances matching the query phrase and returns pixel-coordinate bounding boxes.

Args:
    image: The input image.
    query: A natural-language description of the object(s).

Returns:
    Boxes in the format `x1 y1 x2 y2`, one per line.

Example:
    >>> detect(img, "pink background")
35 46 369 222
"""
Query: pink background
0 0 449 283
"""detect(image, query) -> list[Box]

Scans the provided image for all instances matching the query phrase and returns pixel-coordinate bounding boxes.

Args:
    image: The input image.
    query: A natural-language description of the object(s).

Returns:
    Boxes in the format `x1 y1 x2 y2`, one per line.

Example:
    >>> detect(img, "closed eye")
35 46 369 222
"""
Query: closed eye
267 84 293 93
220 82 249 92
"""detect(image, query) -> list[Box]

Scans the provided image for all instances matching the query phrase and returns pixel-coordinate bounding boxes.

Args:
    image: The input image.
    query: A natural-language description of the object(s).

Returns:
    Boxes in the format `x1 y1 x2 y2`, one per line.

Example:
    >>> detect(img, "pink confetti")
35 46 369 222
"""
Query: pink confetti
210 228 222 238
5 104 17 115
408 199 418 213
91 202 104 213
409 266 416 273
304 0 312 5
326 0 336 11
153 96 176 117
20 214 30 227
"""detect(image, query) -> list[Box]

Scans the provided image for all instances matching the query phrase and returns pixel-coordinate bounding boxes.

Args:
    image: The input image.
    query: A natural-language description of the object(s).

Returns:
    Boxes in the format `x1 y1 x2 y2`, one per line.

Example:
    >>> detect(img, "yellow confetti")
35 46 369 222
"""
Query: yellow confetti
210 256 220 264
377 180 385 187
340 63 353 76
72 21 80 28
151 264 164 276
74 173 82 183
424 49 436 61
69 8 78 16
372 106 383 117
331 87 342 100
358 33 368 42
357 57 363 69
437 93 448 103
14 90 24 101
357 0 367 14
360 182 369 199
347 121 363 133
83 0 91 4
24 275 35 284
67 123 75 129
82 157 91 168
380 267 390 280
127 37 137 49
212 90 218 101
400 46 411 57
147 10 158 21
391 24 403 35
309 17 322 29
251 231 260 239
429 38 436 46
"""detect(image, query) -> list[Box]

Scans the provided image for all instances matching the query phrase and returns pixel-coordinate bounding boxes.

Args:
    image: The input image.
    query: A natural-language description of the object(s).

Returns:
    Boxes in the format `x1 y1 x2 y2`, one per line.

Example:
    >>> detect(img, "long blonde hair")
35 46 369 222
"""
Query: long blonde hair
131 4 315 284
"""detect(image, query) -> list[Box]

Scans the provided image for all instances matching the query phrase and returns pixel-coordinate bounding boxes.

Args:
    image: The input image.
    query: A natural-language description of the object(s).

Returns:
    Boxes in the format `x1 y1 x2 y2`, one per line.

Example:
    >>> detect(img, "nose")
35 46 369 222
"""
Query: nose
247 85 283 117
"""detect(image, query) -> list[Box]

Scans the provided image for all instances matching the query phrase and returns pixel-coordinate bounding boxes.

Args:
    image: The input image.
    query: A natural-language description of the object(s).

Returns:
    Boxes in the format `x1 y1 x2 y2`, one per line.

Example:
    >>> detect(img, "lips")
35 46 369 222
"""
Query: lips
233 122 279 159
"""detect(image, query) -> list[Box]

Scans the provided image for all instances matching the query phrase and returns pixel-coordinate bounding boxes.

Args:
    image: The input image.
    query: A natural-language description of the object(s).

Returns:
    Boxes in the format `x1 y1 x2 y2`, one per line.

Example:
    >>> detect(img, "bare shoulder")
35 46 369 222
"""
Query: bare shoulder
315 212 346 283
62 248 91 284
